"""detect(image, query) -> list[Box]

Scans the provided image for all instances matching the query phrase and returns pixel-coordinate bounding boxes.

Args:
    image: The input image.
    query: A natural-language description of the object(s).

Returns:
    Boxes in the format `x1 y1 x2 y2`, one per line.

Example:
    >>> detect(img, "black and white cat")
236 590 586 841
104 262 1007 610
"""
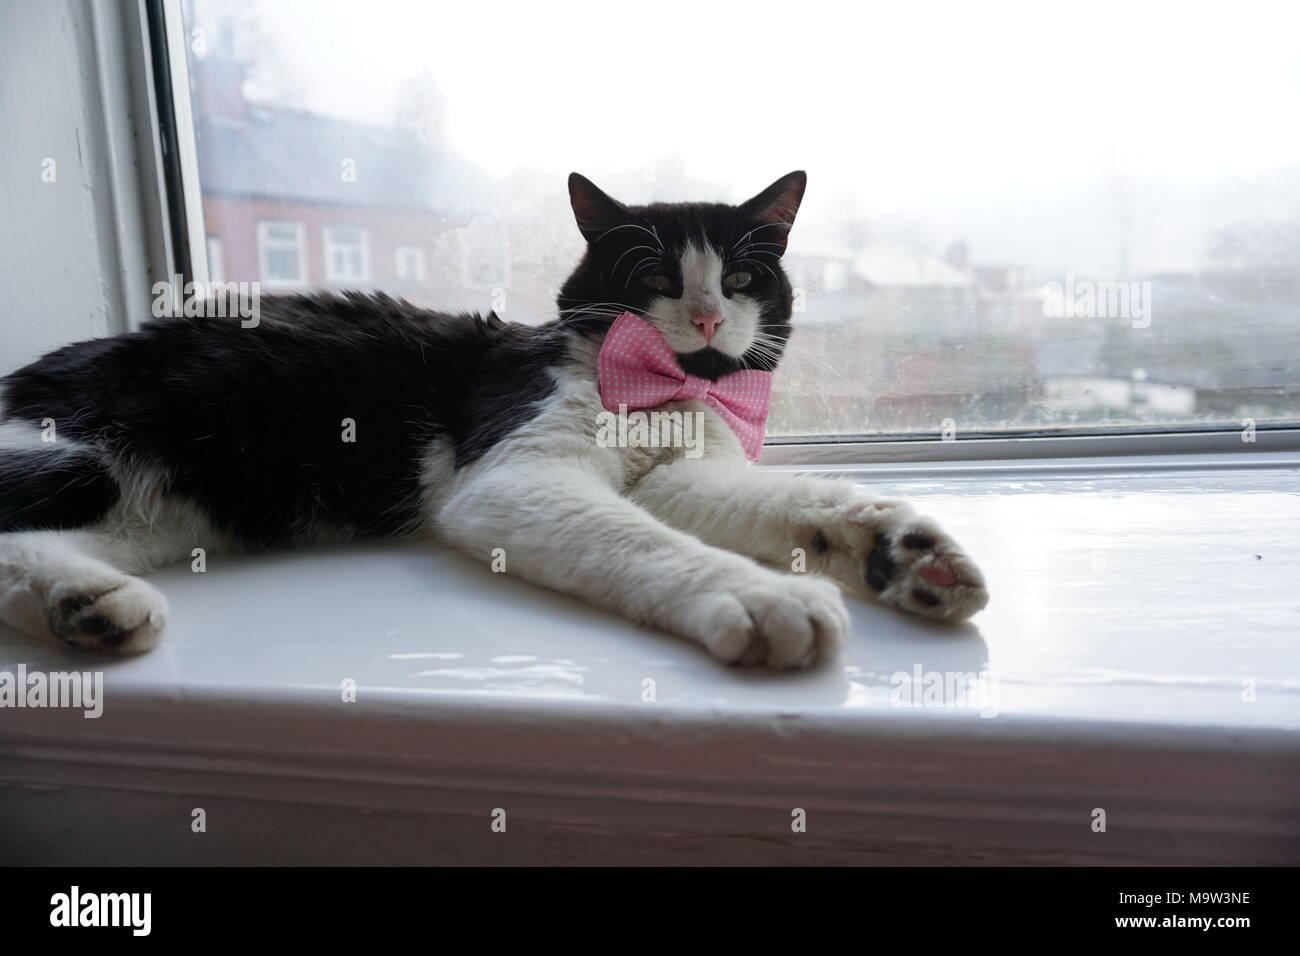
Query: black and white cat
0 171 987 668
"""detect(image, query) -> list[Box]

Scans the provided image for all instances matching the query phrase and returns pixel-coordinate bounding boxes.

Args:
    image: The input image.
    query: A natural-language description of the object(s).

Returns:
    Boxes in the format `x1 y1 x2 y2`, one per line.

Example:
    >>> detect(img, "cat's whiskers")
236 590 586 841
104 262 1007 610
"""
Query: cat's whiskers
757 330 840 379
593 222 667 254
609 245 662 280
744 336 785 363
728 221 791 256
623 257 662 292
561 301 673 325
735 257 778 281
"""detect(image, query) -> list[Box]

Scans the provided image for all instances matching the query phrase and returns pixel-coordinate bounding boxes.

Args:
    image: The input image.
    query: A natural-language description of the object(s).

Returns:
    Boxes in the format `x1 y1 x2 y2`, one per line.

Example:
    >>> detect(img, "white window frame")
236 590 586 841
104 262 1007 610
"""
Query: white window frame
395 245 426 283
257 220 307 287
761 425 1300 467
205 236 224 284
323 225 370 284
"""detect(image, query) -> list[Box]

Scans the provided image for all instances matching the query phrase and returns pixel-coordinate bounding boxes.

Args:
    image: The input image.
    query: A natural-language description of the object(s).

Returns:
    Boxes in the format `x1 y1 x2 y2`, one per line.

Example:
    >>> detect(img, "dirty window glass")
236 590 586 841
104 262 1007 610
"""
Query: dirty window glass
181 0 1300 438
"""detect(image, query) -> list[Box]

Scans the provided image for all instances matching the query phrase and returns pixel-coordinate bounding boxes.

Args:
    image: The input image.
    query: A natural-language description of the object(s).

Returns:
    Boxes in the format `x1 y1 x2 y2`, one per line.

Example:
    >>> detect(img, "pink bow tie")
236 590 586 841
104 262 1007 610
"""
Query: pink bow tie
597 312 773 460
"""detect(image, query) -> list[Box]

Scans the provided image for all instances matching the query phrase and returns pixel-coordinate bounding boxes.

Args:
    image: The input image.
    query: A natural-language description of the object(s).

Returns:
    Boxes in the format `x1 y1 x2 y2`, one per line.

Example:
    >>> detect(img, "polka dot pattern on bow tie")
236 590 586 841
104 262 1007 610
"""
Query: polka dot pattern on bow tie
598 312 773 460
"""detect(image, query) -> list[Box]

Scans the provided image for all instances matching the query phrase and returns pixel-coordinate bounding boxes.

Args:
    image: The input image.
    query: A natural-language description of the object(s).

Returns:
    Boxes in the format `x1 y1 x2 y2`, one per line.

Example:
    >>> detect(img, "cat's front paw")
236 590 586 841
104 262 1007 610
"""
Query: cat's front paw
684 570 848 669
810 501 988 622
863 514 988 621
47 574 168 652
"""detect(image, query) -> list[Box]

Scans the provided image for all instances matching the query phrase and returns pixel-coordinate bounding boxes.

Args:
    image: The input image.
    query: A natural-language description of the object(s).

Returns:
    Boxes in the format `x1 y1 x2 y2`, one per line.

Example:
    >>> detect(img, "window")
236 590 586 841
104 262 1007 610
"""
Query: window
323 225 370 283
395 245 426 283
178 1 1300 444
206 236 225 283
257 221 306 286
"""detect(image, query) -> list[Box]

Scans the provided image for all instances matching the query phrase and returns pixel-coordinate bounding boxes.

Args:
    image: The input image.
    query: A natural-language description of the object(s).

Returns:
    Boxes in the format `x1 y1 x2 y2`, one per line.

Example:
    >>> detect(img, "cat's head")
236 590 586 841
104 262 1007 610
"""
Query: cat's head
557 171 806 380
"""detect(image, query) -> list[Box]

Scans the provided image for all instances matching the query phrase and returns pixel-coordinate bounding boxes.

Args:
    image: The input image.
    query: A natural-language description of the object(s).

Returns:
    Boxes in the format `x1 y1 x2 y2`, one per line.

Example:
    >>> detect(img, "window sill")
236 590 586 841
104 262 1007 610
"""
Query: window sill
1 459 1298 865
761 426 1300 467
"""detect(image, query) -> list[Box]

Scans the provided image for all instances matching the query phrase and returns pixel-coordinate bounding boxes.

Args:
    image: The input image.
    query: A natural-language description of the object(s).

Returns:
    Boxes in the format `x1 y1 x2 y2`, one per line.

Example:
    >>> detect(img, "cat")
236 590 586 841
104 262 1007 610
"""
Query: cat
0 171 987 669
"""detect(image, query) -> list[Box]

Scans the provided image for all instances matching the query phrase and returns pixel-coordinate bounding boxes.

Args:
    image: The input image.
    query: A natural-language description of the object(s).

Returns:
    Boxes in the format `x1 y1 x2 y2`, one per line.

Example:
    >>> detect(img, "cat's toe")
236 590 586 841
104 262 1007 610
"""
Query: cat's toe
864 519 988 622
698 574 847 669
48 577 168 653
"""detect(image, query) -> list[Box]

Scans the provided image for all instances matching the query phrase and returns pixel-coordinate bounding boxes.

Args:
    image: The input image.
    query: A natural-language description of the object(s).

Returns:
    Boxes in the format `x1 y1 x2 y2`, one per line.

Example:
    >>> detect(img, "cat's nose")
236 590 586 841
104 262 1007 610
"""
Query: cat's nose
690 311 722 344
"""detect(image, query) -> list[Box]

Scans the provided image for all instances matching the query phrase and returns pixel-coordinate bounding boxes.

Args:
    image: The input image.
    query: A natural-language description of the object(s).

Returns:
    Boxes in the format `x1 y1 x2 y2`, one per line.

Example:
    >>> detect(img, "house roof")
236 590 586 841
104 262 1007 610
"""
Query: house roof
195 107 491 215
853 242 972 288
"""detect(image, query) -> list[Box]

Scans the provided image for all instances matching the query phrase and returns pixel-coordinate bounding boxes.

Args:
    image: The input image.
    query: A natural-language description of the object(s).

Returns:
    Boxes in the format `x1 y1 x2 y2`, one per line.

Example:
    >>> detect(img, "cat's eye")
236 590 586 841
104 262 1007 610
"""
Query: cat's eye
723 271 753 291
641 274 673 293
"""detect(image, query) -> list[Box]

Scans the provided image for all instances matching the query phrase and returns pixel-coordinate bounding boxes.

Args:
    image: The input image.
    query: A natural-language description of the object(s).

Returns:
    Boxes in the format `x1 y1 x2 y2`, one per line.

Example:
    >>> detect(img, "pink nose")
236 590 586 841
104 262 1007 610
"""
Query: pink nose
691 311 722 344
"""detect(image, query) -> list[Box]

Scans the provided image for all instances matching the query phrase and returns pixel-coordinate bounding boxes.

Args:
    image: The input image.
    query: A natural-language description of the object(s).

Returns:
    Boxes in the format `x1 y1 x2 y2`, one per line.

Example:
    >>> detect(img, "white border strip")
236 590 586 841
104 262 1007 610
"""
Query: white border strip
761 427 1300 468
161 0 208 284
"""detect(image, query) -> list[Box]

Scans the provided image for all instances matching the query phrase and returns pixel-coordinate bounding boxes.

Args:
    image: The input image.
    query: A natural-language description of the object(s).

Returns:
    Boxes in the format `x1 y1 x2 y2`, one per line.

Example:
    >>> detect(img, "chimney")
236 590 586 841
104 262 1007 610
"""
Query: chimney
191 24 248 124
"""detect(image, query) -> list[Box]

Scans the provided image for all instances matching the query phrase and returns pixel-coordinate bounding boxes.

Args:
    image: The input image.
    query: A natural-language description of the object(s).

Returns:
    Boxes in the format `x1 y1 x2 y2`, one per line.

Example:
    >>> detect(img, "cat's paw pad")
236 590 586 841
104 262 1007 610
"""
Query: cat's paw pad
862 516 988 622
697 574 848 669
47 576 168 652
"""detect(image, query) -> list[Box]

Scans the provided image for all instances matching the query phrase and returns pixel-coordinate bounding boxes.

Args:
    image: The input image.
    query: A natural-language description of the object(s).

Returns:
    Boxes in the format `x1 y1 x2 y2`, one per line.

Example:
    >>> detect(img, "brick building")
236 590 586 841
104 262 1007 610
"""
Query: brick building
191 51 488 305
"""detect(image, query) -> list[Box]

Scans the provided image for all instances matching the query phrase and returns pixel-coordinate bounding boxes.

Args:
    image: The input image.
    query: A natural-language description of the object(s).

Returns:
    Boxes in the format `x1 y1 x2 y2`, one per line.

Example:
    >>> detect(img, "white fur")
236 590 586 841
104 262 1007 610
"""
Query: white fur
427 338 845 667
0 421 229 651
631 463 989 621
430 337 986 667
643 244 763 358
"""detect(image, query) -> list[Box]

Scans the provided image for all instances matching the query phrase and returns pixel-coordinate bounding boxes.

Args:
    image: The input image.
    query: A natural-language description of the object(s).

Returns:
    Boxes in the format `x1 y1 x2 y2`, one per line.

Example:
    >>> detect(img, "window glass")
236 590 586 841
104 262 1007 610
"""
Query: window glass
206 236 224 283
395 245 425 282
183 0 1300 437
256 221 305 284
324 225 368 283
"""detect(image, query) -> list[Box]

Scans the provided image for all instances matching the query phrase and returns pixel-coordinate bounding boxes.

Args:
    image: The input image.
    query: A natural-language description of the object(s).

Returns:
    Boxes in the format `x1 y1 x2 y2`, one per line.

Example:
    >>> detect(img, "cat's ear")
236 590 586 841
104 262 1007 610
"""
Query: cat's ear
568 173 630 243
737 171 807 256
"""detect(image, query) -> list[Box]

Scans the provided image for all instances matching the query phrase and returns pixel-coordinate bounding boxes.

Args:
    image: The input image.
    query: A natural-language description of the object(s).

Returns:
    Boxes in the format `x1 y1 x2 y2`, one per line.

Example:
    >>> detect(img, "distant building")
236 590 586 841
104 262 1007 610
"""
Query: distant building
191 48 488 304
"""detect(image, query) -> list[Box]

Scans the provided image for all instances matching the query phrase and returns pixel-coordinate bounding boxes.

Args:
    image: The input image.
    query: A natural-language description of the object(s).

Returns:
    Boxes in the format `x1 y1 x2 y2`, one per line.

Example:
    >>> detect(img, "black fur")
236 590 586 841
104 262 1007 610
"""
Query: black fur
0 446 119 531
866 534 897 592
558 171 802 380
0 173 805 547
1 294 567 548
901 531 935 550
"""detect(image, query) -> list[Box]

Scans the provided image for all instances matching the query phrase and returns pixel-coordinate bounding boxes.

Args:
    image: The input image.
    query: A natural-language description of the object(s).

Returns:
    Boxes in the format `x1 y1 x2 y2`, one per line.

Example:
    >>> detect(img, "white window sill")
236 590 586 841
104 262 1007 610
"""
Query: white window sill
2 459 1298 865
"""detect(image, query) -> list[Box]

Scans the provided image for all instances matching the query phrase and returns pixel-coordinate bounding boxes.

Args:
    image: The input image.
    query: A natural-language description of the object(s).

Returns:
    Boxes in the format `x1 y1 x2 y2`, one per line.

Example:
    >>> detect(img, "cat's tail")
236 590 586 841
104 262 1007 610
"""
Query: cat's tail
0 442 120 532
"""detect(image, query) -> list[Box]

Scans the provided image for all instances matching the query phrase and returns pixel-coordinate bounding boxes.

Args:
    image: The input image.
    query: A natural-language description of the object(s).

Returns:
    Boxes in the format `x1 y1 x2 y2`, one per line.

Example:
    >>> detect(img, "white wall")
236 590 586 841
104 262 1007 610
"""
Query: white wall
0 0 167 376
